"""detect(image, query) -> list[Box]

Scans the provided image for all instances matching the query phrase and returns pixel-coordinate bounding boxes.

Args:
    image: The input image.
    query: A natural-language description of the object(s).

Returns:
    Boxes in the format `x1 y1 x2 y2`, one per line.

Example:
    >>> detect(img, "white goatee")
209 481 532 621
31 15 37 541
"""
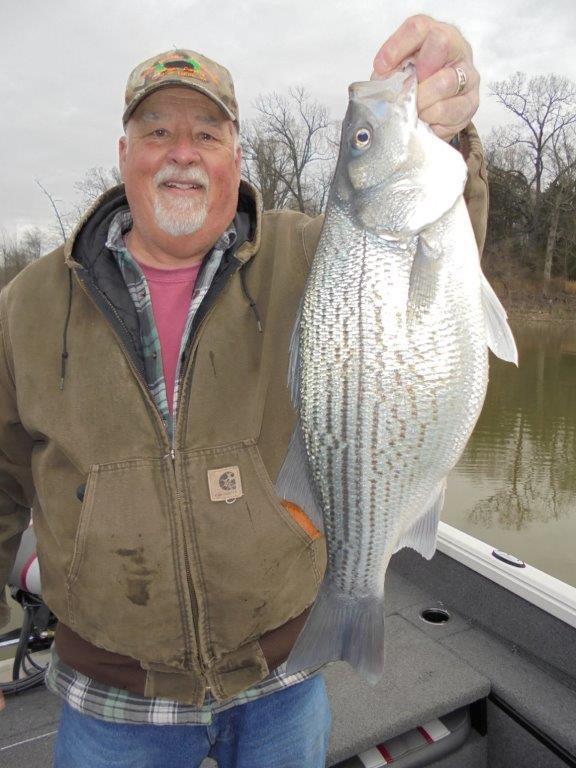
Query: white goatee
153 165 210 237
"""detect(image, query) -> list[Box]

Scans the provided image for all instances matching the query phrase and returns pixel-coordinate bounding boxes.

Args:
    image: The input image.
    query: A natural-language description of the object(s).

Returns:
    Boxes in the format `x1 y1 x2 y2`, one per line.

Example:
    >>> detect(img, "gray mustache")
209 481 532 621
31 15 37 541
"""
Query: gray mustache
154 166 210 189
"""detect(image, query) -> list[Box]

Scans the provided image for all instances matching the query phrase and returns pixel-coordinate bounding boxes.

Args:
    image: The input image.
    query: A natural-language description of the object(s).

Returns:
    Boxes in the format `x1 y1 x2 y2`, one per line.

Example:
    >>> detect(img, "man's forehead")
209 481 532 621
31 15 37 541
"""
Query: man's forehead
133 87 227 123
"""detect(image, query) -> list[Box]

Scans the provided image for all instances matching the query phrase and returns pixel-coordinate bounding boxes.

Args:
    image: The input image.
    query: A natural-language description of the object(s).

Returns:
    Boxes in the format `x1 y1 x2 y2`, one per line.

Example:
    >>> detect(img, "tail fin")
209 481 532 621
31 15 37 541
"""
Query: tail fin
286 582 386 685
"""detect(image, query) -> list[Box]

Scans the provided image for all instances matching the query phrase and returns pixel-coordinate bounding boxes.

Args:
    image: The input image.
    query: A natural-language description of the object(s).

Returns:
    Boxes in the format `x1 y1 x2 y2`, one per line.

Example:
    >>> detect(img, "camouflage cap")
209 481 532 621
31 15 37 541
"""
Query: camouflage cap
123 49 238 127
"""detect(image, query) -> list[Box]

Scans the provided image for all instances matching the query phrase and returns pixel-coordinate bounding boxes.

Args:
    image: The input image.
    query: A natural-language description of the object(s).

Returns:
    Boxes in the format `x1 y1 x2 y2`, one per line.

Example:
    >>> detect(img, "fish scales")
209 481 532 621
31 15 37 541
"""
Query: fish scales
304 216 428 591
276 63 517 684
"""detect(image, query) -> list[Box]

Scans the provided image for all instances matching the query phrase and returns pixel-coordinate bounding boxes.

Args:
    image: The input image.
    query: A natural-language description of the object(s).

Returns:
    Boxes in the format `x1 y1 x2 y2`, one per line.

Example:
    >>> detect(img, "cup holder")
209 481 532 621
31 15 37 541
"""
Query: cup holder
420 607 451 624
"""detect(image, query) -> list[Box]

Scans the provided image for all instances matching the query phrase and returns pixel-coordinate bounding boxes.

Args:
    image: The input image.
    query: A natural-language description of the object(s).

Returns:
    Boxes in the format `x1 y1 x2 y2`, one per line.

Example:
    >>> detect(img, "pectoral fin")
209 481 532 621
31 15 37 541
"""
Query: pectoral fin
407 233 442 319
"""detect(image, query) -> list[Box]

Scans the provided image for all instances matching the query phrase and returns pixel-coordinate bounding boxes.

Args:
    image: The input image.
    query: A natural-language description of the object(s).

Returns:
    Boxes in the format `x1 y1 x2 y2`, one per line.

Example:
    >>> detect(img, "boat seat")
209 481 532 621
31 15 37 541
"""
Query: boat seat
324 614 489 766
333 706 471 767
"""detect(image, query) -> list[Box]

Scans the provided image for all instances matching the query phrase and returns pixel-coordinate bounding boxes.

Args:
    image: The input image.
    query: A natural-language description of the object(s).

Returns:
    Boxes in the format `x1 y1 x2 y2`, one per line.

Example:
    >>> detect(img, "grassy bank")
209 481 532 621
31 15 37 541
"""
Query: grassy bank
488 275 576 324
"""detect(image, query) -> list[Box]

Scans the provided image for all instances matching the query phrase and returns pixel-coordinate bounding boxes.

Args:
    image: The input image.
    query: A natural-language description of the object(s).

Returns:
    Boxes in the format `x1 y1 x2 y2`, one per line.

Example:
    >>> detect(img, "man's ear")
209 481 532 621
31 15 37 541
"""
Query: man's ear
118 135 127 179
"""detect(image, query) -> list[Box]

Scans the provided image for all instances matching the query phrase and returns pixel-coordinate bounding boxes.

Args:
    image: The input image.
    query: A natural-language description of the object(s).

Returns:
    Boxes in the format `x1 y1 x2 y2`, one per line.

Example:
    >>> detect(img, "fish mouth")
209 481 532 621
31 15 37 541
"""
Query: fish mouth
349 62 417 121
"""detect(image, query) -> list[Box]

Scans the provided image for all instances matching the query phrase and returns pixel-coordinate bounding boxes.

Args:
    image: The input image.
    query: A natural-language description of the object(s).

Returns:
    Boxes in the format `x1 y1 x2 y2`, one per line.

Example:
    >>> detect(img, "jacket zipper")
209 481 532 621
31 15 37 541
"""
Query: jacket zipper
170 312 217 681
73 271 202 677
165 445 202 675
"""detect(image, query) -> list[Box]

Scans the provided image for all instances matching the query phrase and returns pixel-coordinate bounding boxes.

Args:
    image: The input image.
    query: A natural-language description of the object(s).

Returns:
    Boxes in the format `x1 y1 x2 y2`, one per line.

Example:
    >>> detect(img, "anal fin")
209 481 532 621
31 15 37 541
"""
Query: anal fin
393 479 446 559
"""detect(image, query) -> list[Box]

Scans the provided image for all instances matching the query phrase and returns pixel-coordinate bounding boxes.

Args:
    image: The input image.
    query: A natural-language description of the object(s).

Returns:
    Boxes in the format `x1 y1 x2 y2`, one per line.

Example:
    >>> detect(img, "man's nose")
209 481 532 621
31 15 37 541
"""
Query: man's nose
167 136 202 165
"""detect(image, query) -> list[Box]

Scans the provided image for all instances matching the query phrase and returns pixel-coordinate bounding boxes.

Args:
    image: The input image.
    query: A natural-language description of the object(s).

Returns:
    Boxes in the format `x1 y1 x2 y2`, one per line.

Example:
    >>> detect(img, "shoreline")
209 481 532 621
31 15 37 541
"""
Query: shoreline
506 306 576 325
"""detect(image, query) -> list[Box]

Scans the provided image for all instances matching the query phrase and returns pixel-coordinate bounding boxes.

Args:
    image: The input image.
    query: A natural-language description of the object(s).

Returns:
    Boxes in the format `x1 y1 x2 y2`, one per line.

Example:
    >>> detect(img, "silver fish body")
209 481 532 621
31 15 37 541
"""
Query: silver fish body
277 65 517 683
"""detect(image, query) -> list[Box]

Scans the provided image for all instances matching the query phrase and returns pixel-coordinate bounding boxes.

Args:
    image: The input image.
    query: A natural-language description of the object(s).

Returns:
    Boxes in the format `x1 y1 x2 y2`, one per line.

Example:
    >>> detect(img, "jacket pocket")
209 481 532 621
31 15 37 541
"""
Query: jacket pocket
65 457 189 667
179 439 326 661
249 443 323 550
280 500 322 540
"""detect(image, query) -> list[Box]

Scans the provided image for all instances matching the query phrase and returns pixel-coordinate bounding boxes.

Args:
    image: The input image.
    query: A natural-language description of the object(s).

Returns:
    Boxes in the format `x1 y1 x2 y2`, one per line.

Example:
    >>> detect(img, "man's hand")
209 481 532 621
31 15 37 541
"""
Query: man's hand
0 689 5 711
372 15 480 141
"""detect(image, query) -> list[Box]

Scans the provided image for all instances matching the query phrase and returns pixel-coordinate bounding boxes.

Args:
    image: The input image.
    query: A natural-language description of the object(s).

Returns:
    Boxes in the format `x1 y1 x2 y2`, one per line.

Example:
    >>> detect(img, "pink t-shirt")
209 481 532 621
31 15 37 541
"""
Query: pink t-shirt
137 259 202 415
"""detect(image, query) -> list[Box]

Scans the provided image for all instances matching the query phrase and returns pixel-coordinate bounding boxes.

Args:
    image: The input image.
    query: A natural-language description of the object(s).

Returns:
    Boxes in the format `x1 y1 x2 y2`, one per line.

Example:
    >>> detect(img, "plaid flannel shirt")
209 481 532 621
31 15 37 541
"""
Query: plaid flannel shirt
45 209 317 724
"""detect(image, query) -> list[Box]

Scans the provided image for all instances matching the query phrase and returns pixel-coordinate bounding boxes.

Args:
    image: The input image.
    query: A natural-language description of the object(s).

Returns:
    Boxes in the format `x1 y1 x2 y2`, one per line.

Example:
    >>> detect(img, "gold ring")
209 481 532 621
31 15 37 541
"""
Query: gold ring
454 66 467 96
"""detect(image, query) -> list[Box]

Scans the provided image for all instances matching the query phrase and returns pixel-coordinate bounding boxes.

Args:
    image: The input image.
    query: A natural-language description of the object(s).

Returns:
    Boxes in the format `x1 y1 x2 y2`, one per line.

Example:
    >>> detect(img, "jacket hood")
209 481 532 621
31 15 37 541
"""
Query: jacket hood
58 179 263 389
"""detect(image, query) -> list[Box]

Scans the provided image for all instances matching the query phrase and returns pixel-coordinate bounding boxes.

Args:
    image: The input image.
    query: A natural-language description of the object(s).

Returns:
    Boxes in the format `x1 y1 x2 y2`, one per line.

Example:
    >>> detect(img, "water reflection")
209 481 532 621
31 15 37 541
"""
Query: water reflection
443 322 576 588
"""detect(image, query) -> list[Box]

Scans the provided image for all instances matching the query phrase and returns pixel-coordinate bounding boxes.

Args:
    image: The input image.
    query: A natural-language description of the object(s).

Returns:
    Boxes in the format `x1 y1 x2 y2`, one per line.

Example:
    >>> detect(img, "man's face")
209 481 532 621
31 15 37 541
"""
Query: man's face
119 87 241 246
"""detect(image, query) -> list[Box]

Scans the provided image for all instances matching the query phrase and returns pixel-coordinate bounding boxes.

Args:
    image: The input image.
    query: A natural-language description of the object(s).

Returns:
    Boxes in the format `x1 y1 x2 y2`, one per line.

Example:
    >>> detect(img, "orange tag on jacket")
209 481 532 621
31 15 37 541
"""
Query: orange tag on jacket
281 500 322 540
207 466 243 502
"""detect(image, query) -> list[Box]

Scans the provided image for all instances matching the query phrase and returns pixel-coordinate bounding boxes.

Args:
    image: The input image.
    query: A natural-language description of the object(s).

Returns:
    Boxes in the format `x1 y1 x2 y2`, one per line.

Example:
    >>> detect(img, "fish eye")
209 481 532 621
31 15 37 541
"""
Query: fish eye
352 127 371 150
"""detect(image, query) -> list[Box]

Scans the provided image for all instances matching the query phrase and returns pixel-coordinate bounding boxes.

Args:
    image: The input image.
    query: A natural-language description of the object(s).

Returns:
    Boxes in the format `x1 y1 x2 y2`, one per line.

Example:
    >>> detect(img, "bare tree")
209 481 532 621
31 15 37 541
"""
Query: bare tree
489 72 576 277
241 125 293 210
20 228 45 261
0 227 47 289
484 127 532 235
35 178 69 242
542 128 576 281
243 88 337 216
34 167 122 245
75 166 122 209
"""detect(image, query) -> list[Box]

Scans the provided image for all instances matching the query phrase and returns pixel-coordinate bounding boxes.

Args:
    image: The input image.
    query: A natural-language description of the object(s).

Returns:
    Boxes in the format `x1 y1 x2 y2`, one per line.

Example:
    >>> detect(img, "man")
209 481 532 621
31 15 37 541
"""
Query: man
0 16 486 767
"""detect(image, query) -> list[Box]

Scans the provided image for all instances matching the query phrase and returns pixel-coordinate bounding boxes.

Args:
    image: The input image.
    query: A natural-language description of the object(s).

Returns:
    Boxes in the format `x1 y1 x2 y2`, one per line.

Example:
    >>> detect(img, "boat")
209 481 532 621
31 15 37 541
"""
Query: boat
1 521 575 767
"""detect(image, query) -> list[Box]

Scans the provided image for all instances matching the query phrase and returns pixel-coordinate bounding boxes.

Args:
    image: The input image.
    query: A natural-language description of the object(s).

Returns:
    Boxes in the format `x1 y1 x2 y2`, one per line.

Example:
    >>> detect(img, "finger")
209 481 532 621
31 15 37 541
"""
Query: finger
420 116 472 143
417 66 479 112
373 14 436 73
429 121 470 142
419 91 479 131
413 24 468 82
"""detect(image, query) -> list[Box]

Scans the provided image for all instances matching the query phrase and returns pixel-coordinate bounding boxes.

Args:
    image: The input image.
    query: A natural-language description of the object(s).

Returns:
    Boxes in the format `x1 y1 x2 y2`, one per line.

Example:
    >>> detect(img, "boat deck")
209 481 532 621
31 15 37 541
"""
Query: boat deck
1 549 575 767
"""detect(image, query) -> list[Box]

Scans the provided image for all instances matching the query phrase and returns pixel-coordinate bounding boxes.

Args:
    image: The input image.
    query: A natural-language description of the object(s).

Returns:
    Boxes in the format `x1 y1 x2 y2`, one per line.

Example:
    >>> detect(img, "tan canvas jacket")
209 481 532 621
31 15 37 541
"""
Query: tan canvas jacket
0 124 488 705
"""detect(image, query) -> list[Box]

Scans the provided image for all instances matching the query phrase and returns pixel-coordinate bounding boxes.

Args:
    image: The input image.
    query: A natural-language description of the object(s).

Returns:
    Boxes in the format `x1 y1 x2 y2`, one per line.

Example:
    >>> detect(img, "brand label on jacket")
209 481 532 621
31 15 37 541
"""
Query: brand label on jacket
207 466 243 502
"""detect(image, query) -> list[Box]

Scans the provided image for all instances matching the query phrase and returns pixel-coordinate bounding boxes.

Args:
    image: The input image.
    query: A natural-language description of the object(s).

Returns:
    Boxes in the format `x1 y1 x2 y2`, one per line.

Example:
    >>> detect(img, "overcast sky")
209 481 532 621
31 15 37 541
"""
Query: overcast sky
2 0 575 239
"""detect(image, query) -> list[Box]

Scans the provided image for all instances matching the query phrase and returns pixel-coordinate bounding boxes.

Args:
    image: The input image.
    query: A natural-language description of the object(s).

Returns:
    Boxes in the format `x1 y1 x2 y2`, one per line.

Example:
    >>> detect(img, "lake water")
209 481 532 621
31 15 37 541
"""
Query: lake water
442 320 576 589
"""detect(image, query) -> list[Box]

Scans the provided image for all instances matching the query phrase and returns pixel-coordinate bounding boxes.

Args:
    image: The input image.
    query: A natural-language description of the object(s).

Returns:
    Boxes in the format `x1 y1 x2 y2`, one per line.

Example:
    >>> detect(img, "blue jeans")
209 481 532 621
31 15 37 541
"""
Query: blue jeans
53 675 332 768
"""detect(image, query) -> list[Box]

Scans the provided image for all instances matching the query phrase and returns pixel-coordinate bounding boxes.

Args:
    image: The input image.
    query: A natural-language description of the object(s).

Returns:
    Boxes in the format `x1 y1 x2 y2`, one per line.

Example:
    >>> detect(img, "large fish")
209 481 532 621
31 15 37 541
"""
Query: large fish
276 62 517 684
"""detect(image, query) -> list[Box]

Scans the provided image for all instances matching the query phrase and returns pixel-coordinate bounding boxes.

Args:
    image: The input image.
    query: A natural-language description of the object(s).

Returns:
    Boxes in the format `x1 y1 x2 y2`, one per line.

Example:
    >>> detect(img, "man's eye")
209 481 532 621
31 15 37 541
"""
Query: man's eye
152 128 168 138
199 132 216 142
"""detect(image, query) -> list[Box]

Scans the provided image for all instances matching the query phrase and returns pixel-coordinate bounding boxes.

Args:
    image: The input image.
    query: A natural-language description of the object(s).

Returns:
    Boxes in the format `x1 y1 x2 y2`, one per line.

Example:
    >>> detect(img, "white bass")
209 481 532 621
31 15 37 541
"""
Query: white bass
276 63 517 684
